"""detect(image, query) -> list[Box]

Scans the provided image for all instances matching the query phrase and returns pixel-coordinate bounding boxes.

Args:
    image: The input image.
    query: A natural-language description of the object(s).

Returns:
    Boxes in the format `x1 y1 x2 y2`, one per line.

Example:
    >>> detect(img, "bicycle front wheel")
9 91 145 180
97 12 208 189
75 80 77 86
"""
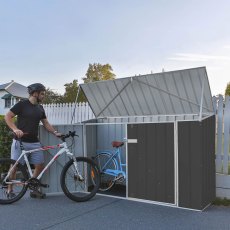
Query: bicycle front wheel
0 158 28 204
94 152 117 191
60 157 100 202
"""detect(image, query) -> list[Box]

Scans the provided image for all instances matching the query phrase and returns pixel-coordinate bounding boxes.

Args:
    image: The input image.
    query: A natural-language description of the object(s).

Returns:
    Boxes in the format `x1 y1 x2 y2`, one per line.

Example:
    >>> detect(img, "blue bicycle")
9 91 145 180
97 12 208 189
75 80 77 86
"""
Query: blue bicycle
94 141 126 191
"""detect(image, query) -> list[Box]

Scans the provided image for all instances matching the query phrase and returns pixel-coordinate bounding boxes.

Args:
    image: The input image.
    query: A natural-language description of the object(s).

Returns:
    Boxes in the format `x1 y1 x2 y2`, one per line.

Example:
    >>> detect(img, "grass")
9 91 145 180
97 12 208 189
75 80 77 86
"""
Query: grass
212 197 230 206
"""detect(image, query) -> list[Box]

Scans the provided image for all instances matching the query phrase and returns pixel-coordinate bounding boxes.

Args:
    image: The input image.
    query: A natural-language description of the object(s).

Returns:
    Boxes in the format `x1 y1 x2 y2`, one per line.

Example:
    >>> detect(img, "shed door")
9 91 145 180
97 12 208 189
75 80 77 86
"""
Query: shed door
127 123 174 204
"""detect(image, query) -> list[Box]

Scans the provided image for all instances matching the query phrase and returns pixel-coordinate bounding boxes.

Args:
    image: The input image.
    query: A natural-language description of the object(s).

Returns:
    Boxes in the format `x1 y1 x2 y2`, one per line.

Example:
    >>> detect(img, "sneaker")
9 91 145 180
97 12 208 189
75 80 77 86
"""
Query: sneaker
30 190 46 199
6 191 16 199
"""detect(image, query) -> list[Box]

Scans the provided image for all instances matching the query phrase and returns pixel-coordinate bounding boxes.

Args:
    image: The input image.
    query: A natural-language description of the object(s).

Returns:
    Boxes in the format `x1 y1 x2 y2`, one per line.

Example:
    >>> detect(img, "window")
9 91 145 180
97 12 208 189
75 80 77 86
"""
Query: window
2 94 21 108
5 98 11 108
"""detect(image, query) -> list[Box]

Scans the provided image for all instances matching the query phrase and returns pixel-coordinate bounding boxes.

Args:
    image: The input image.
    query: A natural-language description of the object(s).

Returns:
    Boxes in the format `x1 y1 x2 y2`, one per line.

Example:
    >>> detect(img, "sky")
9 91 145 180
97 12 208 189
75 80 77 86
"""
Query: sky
0 0 229 96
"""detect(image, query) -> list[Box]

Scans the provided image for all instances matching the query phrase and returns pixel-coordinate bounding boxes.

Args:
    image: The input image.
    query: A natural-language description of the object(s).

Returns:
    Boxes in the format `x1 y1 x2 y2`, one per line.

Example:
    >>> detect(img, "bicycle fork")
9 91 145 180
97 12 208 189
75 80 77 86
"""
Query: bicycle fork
72 157 84 181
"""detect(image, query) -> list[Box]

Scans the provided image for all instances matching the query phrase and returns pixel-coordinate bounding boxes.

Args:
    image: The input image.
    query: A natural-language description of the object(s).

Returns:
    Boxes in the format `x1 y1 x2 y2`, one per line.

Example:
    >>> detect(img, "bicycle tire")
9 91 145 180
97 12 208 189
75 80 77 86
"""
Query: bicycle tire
60 157 100 202
94 152 117 191
0 158 29 204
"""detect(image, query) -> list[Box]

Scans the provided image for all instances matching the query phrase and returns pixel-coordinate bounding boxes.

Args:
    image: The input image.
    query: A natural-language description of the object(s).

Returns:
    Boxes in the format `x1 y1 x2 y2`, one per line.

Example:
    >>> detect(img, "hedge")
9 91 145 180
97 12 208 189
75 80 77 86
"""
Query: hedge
0 115 12 158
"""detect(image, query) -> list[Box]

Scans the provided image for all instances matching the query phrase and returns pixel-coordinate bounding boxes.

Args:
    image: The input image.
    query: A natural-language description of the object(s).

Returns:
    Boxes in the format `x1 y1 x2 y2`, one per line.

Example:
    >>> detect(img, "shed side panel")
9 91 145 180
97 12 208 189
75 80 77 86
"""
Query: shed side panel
178 121 202 209
178 116 215 210
201 115 216 208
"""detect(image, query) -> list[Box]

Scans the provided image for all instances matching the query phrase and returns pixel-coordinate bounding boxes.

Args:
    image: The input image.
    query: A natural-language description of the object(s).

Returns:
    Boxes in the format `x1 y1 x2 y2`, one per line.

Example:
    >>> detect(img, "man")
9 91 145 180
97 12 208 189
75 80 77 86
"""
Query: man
4 83 61 198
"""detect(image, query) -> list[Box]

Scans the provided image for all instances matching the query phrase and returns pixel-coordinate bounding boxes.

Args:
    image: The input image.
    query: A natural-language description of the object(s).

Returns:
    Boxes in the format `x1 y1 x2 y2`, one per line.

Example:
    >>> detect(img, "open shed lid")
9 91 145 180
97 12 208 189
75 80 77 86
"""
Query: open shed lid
80 67 213 118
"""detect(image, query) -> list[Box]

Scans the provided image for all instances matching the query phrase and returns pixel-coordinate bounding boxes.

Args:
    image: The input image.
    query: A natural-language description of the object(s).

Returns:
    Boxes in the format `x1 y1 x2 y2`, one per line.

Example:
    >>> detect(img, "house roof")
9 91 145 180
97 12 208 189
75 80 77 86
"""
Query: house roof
0 82 11 90
80 67 213 118
1 93 11 99
0 81 28 98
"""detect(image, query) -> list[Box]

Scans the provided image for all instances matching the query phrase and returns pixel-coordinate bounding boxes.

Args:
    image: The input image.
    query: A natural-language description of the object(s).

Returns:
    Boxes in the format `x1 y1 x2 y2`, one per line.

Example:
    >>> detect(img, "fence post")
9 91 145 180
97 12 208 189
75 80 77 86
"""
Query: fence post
223 96 230 174
216 95 224 173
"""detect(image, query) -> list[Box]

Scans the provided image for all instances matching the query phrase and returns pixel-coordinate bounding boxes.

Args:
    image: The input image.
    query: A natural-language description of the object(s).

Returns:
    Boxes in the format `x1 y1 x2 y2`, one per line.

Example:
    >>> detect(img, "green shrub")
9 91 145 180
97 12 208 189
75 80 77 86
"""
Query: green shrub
0 115 11 158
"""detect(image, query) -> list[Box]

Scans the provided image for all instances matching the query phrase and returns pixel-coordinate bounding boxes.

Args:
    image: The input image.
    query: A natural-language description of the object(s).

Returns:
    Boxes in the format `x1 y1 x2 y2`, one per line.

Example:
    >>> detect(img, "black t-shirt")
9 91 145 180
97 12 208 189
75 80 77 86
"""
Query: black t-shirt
10 99 47 142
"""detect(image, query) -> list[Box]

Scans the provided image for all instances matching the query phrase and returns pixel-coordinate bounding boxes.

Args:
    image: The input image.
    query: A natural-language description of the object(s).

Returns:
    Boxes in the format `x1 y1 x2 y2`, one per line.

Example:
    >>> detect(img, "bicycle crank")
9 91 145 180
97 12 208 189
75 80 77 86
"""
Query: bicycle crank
27 178 49 190
115 174 125 182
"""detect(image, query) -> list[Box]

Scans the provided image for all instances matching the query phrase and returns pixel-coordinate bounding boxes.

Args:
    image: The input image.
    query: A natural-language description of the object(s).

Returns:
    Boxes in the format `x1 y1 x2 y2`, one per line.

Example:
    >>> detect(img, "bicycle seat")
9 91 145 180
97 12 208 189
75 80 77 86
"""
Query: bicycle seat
112 141 124 148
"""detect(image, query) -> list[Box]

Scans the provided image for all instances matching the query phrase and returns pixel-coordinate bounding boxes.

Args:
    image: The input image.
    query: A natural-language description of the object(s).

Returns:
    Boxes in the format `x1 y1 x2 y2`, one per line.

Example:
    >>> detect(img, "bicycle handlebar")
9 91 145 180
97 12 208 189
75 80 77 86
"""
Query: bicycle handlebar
9 131 29 140
10 131 79 142
60 131 79 142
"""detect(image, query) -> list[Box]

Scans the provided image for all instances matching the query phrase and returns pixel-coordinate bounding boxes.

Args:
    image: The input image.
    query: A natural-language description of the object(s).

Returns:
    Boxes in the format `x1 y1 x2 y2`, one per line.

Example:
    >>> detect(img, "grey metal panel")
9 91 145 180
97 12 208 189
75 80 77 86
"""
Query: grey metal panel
178 115 215 210
81 77 131 117
85 124 97 158
128 123 174 203
39 124 84 193
80 67 213 118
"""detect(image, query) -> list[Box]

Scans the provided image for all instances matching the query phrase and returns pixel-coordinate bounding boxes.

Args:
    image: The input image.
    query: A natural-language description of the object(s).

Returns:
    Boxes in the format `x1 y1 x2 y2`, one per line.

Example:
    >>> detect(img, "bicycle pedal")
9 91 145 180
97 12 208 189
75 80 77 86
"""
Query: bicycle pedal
31 194 46 199
30 192 46 199
115 175 124 181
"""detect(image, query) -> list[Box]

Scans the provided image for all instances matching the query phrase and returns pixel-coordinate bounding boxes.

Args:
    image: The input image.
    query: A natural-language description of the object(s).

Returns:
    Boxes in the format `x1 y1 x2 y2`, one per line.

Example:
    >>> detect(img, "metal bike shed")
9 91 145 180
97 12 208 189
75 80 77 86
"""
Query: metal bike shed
79 66 216 211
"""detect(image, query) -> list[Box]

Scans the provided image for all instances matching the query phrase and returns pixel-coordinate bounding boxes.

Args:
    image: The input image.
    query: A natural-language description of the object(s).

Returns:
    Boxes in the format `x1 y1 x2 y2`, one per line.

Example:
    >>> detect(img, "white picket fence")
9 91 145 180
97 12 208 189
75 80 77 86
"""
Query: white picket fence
213 95 230 198
43 102 95 124
213 95 230 174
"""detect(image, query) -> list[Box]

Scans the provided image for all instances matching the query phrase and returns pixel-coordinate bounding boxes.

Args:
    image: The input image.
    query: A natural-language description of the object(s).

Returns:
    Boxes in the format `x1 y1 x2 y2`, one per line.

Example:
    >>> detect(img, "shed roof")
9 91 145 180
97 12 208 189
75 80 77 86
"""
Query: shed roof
80 67 213 118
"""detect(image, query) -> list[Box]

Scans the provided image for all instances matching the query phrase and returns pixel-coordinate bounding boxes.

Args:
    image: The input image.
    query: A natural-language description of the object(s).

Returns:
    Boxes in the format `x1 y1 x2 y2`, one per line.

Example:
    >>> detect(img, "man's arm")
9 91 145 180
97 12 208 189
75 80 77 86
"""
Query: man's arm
41 119 62 137
4 111 24 138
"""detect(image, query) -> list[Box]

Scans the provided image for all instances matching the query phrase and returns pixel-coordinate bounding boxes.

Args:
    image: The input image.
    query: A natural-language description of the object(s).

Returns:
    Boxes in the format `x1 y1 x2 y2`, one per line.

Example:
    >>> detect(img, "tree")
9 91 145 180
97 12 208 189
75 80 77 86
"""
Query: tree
225 82 230 96
0 116 12 158
63 79 78 103
61 63 116 103
63 79 86 103
43 88 64 104
82 63 116 83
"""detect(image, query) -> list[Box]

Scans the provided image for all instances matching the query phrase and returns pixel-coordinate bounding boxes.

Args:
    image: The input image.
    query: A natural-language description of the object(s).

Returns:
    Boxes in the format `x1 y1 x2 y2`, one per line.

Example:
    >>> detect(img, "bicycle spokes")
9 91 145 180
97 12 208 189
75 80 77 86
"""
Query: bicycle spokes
0 159 28 204
60 158 100 202
63 161 97 195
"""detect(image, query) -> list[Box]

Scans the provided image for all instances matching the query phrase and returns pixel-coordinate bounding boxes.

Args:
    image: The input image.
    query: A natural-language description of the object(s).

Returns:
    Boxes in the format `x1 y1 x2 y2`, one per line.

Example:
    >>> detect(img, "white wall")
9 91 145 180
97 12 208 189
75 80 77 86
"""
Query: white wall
0 91 8 115
0 90 18 115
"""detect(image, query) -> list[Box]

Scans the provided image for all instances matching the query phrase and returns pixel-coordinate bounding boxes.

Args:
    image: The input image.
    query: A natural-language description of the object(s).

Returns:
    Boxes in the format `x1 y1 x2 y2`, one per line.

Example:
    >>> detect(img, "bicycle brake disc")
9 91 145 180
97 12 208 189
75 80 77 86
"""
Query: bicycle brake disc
74 174 84 182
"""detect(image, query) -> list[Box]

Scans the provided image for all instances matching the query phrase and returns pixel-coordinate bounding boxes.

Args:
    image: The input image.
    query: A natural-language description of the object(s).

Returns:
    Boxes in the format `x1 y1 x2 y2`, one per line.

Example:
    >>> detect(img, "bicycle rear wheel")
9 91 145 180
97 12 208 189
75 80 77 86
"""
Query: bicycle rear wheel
94 152 117 191
0 158 28 204
60 157 100 202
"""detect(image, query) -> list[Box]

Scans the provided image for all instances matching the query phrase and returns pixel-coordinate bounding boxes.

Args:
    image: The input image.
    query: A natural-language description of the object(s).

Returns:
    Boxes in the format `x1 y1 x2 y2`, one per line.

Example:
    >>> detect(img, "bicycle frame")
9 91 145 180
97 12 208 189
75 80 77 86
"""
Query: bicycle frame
4 141 76 184
97 147 126 178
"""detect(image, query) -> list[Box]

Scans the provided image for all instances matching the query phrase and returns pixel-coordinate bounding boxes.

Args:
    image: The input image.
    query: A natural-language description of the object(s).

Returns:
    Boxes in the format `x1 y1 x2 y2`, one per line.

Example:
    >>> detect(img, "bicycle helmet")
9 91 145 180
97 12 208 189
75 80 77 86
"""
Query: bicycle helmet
27 83 46 95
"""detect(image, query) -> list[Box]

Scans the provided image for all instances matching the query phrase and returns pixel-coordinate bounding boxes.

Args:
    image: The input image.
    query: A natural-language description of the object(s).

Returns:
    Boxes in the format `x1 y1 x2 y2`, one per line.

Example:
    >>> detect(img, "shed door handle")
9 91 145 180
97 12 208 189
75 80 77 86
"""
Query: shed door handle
127 139 138 143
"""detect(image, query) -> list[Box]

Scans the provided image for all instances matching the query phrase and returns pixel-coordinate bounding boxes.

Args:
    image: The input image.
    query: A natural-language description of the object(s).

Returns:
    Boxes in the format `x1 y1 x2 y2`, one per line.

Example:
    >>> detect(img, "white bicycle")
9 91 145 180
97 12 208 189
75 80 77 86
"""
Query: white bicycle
0 131 100 204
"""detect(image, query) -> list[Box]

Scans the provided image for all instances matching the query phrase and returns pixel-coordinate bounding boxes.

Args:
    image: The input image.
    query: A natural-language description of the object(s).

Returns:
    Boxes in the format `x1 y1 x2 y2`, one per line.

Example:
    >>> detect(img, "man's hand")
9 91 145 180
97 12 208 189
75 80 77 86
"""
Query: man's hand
53 131 62 137
13 129 24 138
